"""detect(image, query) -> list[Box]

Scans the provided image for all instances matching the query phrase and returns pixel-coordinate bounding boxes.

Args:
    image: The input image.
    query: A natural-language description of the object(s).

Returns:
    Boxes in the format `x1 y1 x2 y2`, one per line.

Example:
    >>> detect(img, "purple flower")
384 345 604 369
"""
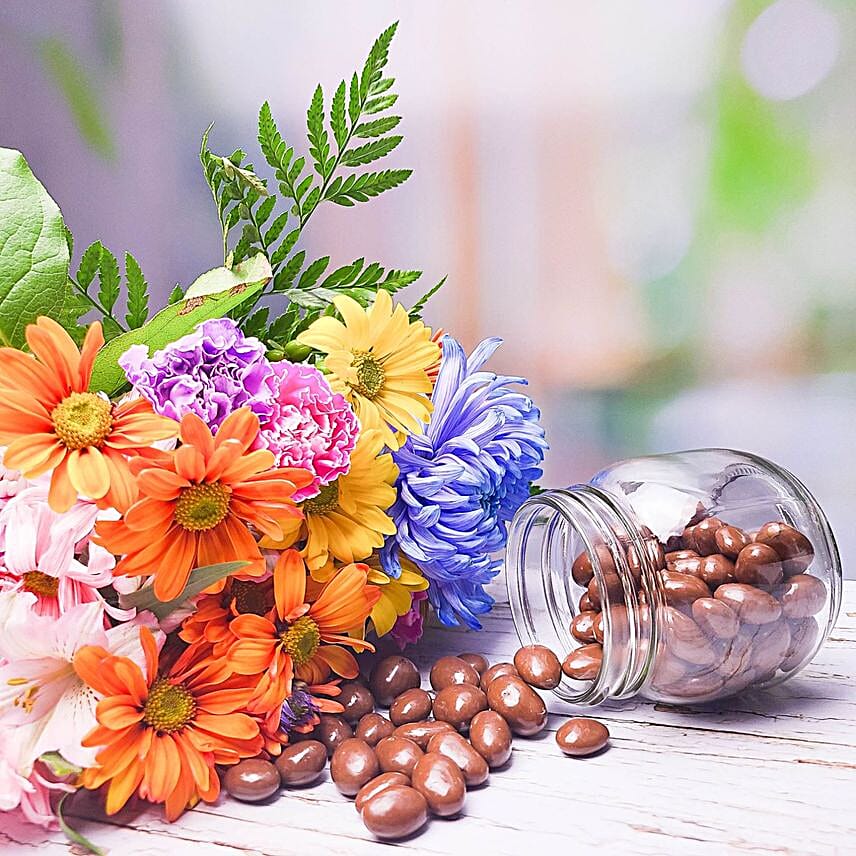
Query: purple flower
279 684 321 733
382 336 547 629
389 589 428 649
120 318 278 432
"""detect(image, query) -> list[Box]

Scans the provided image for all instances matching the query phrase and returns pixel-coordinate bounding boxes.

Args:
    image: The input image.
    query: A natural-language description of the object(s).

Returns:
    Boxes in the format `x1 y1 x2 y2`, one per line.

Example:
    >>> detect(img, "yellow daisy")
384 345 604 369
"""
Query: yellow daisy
366 560 429 637
261 429 397 571
297 290 440 450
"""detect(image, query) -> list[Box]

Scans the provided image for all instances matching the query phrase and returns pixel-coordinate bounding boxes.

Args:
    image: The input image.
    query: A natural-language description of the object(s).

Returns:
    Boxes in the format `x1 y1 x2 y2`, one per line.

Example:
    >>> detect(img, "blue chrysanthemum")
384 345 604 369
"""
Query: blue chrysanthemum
382 336 547 628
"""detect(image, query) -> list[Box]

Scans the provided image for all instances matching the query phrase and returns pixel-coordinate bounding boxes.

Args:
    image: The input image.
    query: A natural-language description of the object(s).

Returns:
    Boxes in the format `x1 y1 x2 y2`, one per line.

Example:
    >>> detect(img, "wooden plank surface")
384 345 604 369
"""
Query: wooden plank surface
5 581 855 856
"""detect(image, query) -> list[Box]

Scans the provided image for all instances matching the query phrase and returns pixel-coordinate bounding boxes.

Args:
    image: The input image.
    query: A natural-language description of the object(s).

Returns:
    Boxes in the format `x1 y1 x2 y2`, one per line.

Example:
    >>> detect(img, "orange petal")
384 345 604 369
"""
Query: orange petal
2 433 65 476
193 711 260 741
123 496 176 532
314 645 359 678
138 467 188 500
104 758 144 815
214 408 259 452
96 696 144 730
177 412 214 461
274 549 306 621
152 529 197 601
78 321 104 389
204 440 246 483
66 446 110 500
218 449 278 484
230 613 277 639
140 626 159 684
99 448 139 513
47 455 78 512
0 347 64 401
179 412 214 450
227 637 278 675
26 317 78 393
175 444 206 482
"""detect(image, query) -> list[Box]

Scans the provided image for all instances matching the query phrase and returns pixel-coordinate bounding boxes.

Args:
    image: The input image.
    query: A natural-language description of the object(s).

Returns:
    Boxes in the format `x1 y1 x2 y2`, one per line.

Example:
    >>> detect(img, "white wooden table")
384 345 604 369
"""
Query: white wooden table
6 581 856 856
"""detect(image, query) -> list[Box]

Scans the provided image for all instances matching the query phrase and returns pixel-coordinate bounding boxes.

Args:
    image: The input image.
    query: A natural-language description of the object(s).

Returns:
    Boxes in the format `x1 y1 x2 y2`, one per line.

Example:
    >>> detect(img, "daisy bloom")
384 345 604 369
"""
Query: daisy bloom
95 408 314 602
228 550 380 714
263 428 397 572
0 317 178 513
297 290 439 449
0 488 118 618
74 627 263 820
0 593 153 770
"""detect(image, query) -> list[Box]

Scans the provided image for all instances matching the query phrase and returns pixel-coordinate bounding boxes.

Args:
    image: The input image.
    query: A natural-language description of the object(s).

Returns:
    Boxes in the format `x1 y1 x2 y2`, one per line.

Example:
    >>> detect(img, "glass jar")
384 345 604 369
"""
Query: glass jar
505 449 842 705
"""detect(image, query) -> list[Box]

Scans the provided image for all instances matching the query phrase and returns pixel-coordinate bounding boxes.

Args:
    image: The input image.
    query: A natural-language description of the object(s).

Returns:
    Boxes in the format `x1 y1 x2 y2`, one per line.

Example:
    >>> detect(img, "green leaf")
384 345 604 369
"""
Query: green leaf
273 250 306 291
331 80 347 149
364 93 399 115
220 157 268 197
97 245 120 314
255 195 276 228
76 241 102 288
124 252 149 328
39 751 82 778
307 84 330 177
340 136 402 167
348 72 360 124
0 148 73 347
58 793 106 856
89 254 271 395
64 225 74 258
297 256 330 289
360 22 398 101
184 253 272 299
326 169 411 205
409 275 446 318
354 116 401 138
38 38 114 160
264 211 290 247
120 561 249 617
168 284 184 305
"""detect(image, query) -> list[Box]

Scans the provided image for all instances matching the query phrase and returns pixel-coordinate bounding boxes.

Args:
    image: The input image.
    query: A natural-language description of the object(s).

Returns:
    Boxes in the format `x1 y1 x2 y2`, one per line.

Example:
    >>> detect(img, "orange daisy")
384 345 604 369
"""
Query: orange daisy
73 627 263 821
228 550 381 714
179 576 276 659
95 408 314 602
0 317 178 512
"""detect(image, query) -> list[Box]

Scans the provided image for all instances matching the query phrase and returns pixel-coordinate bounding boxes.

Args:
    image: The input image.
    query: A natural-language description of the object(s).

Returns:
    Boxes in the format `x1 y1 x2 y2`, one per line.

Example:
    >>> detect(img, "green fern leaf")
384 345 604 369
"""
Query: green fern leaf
124 252 149 329
97 246 120 313
340 137 402 168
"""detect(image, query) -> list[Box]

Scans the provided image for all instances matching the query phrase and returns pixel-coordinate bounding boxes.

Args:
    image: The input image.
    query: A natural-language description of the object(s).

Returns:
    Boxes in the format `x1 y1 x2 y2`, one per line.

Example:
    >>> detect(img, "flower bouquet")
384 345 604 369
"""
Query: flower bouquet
0 23 545 841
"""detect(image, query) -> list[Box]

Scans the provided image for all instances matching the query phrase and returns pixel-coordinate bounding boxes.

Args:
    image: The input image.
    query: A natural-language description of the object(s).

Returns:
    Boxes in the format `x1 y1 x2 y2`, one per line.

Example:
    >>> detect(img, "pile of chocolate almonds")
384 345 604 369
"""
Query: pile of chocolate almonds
221 648 610 840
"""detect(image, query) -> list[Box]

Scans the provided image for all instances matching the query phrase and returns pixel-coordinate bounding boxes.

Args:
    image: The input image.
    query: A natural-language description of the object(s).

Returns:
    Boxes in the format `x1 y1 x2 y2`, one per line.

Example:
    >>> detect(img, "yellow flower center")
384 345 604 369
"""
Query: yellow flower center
231 580 274 616
142 677 197 733
350 350 385 400
21 570 59 597
302 480 340 516
174 483 232 531
51 392 113 450
280 616 321 667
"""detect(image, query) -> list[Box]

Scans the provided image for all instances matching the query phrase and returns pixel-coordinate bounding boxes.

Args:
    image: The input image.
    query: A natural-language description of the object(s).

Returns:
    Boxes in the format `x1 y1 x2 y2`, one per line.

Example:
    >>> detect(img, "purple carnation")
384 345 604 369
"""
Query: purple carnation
120 318 278 432
256 361 359 502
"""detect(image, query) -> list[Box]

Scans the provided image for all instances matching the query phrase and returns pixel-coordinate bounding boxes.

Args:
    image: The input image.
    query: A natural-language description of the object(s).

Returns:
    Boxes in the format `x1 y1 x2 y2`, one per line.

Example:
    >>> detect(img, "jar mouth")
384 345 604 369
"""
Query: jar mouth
506 487 662 705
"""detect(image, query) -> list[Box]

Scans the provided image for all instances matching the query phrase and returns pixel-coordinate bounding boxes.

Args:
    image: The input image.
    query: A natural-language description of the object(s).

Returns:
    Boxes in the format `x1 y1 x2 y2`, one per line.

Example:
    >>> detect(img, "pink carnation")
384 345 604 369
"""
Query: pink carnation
256 361 359 502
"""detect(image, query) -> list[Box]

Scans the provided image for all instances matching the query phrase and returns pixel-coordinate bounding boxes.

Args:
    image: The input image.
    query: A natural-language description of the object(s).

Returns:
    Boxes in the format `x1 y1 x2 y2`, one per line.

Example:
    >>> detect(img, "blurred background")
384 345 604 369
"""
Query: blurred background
1 0 854 576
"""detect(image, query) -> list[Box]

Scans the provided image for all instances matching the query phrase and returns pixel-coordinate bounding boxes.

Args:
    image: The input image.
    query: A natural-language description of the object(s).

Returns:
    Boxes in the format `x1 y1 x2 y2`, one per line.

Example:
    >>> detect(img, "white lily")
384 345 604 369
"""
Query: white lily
0 591 159 770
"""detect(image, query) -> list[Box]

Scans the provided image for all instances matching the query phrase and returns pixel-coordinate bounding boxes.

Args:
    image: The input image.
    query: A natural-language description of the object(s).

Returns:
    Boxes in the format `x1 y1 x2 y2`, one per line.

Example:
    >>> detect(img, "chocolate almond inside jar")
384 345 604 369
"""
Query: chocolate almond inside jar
506 449 841 707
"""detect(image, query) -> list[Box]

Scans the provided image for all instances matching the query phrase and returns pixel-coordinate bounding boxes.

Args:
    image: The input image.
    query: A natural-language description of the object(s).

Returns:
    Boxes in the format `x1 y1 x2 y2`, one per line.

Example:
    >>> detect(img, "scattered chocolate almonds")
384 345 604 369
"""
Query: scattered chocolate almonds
275 740 327 787
411 752 466 817
555 718 610 756
360 785 428 840
223 759 280 803
513 644 562 690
